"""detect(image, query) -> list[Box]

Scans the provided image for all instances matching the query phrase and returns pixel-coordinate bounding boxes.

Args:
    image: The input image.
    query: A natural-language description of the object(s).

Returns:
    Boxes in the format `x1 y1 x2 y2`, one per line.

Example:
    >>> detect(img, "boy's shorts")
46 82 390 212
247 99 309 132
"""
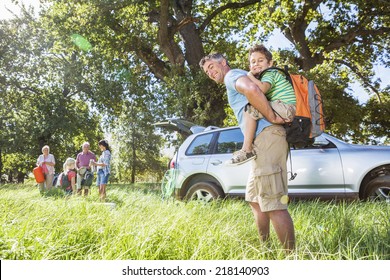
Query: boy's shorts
245 125 289 212
245 100 296 122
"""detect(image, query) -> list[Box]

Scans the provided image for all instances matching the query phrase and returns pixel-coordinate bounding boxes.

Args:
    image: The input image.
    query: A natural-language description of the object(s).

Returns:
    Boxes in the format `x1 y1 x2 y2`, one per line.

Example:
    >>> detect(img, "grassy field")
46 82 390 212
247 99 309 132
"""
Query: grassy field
0 183 389 260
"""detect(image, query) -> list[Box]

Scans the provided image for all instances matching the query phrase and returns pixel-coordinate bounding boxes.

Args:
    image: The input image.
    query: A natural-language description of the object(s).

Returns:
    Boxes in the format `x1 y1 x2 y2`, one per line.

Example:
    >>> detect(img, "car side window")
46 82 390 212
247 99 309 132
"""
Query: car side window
290 135 336 150
216 129 244 154
186 133 214 155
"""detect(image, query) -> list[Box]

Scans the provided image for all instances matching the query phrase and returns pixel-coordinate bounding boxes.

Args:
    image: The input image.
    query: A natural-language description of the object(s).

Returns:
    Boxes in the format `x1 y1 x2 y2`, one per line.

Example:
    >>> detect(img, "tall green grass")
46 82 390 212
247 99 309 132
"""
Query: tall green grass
0 183 389 260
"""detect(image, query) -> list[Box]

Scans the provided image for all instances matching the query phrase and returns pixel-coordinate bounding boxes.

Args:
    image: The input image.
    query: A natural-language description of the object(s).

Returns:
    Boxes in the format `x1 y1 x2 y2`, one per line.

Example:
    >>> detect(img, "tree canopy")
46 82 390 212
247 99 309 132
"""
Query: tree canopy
40 0 389 133
0 0 389 182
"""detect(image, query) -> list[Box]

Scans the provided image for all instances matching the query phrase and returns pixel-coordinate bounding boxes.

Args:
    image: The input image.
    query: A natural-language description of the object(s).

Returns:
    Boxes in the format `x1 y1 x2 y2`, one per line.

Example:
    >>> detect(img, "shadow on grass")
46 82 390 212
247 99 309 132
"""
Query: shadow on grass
110 183 161 196
41 187 68 198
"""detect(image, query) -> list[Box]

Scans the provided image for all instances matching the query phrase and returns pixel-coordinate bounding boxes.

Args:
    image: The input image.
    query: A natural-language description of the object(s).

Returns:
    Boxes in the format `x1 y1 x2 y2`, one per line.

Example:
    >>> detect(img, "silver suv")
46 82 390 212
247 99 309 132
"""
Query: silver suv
157 119 390 202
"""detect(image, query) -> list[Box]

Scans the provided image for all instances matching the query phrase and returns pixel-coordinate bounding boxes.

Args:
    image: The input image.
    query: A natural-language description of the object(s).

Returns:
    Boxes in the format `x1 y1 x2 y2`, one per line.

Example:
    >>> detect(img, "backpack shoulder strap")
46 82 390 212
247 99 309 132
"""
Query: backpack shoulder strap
259 66 292 85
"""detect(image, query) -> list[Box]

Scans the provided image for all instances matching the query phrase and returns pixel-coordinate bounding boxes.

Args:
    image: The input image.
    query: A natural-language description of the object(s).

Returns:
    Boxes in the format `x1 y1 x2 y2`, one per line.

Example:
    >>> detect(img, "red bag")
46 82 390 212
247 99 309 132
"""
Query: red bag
33 166 45 183
41 163 49 174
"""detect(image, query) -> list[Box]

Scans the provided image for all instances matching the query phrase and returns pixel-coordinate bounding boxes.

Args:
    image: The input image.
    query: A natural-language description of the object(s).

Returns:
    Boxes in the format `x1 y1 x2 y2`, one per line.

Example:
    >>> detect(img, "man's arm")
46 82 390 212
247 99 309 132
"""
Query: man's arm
247 72 272 94
235 75 284 124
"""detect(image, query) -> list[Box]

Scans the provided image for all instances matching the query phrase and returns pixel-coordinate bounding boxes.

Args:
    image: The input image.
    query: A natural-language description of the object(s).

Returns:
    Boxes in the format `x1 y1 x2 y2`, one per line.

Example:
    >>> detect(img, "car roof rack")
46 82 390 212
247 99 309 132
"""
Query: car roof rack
204 126 219 131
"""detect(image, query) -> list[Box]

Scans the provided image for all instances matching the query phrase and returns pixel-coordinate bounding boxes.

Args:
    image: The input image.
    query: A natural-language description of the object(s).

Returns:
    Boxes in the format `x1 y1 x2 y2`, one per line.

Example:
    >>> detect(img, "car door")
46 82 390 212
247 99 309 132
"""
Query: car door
206 128 250 195
287 134 345 196
206 129 346 198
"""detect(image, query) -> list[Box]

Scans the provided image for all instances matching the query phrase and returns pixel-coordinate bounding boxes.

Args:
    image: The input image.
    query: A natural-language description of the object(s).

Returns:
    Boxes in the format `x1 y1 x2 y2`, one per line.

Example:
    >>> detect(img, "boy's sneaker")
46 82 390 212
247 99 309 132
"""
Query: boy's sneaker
226 150 256 165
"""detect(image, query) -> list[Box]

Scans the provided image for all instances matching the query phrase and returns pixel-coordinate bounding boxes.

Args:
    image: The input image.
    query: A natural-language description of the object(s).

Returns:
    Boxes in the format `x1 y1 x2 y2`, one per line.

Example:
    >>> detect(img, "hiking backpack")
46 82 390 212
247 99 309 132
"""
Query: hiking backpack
58 171 72 190
81 170 94 187
259 67 325 147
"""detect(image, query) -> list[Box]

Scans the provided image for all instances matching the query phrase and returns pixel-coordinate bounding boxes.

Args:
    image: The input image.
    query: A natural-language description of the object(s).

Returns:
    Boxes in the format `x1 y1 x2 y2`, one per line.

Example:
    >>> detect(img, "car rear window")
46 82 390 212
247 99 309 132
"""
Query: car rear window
186 133 214 155
216 129 244 154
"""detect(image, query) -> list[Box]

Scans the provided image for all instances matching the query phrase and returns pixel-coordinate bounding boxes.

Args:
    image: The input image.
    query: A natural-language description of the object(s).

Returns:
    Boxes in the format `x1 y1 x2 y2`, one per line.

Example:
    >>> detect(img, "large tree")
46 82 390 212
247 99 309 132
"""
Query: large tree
40 0 389 142
0 9 104 181
1 0 389 183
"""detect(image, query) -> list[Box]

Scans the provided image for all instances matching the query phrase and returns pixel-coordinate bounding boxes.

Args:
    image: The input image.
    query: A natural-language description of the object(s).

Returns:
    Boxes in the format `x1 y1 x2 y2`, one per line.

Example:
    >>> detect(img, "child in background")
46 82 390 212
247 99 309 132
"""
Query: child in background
228 44 296 165
62 158 77 195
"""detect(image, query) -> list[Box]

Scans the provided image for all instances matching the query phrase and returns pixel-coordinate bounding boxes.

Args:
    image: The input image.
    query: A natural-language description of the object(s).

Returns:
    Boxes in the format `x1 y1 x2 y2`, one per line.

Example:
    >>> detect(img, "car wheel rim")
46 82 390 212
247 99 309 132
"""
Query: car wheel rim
191 189 214 202
371 186 390 202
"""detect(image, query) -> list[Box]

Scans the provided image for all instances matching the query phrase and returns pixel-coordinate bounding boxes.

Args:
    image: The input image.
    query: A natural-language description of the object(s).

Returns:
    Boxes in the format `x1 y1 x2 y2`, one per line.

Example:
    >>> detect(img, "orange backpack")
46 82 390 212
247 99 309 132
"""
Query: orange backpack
260 67 325 147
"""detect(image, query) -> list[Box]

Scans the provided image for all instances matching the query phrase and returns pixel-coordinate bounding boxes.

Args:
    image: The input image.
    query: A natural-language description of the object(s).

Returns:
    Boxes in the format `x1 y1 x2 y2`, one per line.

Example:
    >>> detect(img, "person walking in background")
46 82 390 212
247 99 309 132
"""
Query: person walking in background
36 145 56 192
91 140 111 201
200 53 295 251
76 142 97 196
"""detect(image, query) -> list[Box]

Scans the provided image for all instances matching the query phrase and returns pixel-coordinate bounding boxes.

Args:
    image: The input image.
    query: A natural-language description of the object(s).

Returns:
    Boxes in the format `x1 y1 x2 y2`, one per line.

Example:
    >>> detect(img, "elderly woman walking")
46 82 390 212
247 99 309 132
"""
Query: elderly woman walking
36 145 56 192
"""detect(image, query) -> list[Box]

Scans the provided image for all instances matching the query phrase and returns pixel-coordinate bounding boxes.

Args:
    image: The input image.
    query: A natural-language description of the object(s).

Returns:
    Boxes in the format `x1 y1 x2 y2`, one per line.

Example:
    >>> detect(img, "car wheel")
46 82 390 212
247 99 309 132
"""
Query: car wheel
361 175 390 202
184 182 225 202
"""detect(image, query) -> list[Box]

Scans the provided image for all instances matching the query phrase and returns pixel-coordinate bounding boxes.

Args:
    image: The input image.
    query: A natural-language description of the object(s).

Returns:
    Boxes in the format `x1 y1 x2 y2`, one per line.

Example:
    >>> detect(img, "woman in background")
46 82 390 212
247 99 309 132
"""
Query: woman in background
36 145 55 192
92 140 111 201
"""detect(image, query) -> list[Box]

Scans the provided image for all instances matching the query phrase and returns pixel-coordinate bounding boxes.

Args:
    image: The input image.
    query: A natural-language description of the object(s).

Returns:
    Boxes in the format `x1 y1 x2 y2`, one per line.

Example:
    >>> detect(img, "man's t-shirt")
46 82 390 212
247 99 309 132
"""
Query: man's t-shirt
224 69 271 137
76 151 97 168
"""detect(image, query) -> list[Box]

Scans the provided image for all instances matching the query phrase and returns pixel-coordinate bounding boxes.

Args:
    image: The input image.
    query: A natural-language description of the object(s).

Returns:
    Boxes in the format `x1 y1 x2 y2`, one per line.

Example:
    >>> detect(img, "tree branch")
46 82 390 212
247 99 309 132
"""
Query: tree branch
199 0 261 33
158 0 185 67
324 27 390 52
134 43 171 81
103 12 171 81
284 0 323 70
334 59 383 104
13 83 42 95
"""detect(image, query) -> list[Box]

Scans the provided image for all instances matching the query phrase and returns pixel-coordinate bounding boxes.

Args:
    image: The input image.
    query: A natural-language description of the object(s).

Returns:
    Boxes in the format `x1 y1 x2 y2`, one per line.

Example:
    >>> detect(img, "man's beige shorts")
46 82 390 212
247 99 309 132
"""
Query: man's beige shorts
245 125 289 212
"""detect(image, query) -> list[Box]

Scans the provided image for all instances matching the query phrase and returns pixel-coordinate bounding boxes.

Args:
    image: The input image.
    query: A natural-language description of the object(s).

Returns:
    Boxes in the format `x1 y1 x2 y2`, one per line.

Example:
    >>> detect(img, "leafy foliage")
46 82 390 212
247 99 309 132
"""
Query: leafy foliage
38 0 389 141
0 0 389 182
109 71 167 183
0 8 103 181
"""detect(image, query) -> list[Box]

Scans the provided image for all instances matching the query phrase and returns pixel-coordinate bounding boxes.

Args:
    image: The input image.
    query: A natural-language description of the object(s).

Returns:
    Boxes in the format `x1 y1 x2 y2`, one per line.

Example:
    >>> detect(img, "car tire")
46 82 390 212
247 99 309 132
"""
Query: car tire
361 174 390 201
184 182 225 202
